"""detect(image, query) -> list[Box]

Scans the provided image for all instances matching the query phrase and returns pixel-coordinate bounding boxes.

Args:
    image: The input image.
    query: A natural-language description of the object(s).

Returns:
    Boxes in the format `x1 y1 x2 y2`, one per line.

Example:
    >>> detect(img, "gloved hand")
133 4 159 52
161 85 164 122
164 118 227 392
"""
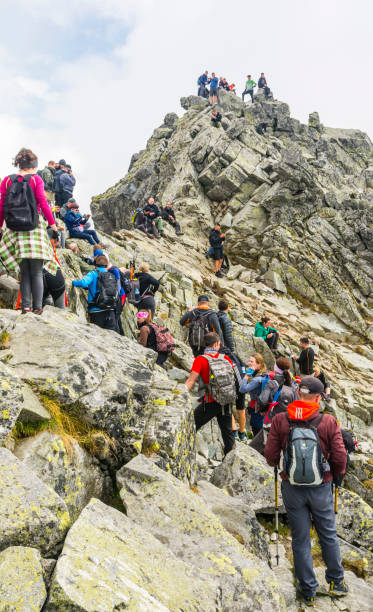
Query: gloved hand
333 475 343 487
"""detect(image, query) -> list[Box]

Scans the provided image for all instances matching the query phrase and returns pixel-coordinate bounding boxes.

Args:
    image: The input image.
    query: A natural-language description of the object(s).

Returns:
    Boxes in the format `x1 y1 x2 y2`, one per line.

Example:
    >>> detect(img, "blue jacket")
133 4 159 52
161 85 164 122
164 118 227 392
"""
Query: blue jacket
60 172 76 194
64 210 88 231
72 267 107 312
239 374 266 431
209 77 218 88
199 73 208 85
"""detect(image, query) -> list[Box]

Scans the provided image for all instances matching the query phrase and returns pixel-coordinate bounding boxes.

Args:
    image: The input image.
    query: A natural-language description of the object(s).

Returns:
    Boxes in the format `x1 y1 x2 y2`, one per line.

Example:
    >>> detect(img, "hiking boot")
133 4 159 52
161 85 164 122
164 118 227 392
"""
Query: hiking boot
215 271 223 278
233 430 238 440
21 307 32 315
329 580 348 597
32 308 43 315
238 431 246 442
296 590 315 607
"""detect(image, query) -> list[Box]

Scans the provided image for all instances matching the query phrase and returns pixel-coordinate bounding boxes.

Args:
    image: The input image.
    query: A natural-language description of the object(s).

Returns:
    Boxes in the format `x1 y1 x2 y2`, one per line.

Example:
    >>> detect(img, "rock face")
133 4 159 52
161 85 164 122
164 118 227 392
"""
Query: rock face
0 546 47 611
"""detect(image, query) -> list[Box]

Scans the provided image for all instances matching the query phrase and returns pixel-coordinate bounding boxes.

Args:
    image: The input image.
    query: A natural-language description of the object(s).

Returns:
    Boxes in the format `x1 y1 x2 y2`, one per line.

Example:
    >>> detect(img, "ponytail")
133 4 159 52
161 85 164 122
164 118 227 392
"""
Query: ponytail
276 357 292 387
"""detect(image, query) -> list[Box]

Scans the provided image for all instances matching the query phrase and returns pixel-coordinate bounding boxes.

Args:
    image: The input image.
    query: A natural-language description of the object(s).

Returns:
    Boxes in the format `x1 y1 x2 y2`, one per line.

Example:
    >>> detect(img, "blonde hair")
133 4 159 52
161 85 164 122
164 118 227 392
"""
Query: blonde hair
138 262 150 273
252 353 266 375
313 364 321 376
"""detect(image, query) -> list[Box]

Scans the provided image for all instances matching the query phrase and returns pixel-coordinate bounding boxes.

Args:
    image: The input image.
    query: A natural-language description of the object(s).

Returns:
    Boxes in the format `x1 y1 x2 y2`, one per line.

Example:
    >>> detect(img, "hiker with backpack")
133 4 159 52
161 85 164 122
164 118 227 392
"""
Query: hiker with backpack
209 223 225 278
219 344 247 441
257 357 298 427
137 310 174 367
264 376 348 605
72 254 119 332
185 332 236 456
64 201 101 246
40 161 56 204
254 316 280 351
239 353 268 436
0 148 58 314
217 299 234 351
292 337 315 375
180 295 223 357
53 159 67 207
135 262 160 318
197 71 209 97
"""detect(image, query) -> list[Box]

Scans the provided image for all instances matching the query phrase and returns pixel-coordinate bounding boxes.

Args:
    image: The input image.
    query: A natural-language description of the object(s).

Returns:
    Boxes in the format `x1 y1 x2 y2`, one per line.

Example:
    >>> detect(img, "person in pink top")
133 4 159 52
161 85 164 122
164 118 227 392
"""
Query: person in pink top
0 148 58 314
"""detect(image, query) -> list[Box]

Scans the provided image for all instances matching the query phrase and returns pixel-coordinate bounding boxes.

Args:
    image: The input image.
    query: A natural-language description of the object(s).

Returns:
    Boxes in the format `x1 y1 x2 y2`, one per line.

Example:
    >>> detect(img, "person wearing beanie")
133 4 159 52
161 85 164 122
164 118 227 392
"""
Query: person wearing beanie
137 311 168 367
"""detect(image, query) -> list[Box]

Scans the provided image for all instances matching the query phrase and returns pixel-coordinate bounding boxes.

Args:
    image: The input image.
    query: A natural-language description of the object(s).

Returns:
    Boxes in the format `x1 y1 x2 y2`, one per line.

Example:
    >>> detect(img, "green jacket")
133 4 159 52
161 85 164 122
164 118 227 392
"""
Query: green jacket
245 79 257 90
41 166 54 191
254 322 277 339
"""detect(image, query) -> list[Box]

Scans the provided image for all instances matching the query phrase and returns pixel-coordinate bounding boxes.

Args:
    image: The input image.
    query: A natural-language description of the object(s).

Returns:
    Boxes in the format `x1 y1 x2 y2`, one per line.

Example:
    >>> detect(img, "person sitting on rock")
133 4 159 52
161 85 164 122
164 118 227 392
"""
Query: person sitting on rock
292 337 315 376
72 254 119 333
228 82 236 94
242 74 257 103
211 109 222 128
313 364 331 400
161 202 183 235
218 76 224 88
208 72 219 105
64 201 100 245
254 316 279 351
264 376 348 605
137 311 168 368
223 78 230 91
217 299 234 351
136 262 160 318
258 73 271 98
209 223 225 278
143 197 164 236
197 70 209 97
256 122 268 136
180 294 223 357
134 208 157 239
185 332 235 456
239 353 267 437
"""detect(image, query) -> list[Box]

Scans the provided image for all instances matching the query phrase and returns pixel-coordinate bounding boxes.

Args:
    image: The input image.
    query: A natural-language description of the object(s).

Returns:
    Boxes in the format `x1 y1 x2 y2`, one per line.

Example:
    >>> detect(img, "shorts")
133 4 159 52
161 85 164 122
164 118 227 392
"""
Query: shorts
213 246 223 260
210 87 218 97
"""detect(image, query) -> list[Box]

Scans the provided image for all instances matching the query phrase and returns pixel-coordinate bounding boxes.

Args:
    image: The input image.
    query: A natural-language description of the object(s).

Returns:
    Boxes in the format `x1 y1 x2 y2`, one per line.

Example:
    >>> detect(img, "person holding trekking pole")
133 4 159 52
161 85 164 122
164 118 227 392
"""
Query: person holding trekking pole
264 376 348 606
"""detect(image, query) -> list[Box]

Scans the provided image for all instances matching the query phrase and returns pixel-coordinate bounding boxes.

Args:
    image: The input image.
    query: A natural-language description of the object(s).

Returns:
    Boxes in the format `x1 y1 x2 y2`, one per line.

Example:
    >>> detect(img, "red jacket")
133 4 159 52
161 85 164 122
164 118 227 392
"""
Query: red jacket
264 400 347 482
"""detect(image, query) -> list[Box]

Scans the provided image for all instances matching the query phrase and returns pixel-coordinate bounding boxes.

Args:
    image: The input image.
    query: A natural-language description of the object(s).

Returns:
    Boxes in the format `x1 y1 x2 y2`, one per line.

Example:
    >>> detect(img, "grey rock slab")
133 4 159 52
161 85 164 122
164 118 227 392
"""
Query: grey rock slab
17 384 51 424
0 361 24 446
335 489 373 550
0 546 47 611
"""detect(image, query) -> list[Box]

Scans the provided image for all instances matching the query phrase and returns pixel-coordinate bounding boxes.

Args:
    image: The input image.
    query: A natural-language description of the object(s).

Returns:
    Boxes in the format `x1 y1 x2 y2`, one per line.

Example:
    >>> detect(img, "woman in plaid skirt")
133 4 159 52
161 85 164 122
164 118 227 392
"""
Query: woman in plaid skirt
0 148 58 314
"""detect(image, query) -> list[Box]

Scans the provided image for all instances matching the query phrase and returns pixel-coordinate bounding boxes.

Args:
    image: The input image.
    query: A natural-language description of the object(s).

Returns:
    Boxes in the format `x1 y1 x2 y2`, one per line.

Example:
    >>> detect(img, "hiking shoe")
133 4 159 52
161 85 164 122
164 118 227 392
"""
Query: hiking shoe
238 431 246 441
296 590 315 607
32 308 43 315
329 580 348 597
21 307 32 315
215 271 223 278
233 430 238 440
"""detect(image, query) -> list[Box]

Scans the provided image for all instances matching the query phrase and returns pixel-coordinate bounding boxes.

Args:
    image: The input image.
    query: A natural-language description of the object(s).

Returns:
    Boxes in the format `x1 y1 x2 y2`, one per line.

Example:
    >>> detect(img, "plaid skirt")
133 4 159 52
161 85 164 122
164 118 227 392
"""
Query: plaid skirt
0 216 58 275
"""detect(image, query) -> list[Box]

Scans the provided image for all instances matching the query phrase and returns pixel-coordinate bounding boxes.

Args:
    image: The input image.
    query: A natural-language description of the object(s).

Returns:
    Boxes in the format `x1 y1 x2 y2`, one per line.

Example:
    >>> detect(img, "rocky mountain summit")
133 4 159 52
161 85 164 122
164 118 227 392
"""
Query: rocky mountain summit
1 89 373 610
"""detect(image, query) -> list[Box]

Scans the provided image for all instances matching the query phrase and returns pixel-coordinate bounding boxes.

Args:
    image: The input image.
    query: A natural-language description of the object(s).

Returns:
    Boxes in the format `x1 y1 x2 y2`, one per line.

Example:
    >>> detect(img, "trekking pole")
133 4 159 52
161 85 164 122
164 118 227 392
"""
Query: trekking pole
334 484 338 515
274 466 280 566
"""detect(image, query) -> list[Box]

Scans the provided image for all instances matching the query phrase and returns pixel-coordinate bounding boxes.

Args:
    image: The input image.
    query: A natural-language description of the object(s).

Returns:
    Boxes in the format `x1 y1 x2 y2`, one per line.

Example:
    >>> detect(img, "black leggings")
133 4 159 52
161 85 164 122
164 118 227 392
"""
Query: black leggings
20 259 44 310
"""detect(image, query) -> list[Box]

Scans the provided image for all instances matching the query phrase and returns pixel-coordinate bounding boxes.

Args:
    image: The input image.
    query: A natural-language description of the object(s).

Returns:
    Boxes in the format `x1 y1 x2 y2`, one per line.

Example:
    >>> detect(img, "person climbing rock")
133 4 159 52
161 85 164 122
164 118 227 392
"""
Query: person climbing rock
258 357 298 426
254 317 279 351
219 344 246 441
239 353 267 436
136 262 160 318
143 197 164 236
208 72 219 105
217 299 235 351
314 364 331 400
161 202 183 235
209 223 225 278
180 295 223 357
258 73 271 98
64 201 100 245
211 109 222 128
264 376 348 606
242 75 256 103
137 311 169 367
197 70 209 97
0 148 58 315
256 122 268 136
292 337 315 375
185 332 236 456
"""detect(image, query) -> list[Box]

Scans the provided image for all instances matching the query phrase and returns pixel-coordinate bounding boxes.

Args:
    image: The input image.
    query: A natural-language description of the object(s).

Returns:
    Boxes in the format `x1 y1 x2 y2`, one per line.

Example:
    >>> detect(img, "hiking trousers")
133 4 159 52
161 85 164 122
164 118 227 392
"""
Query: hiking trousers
89 309 119 333
194 400 234 455
282 480 344 597
242 88 254 102
69 229 100 245
20 259 44 310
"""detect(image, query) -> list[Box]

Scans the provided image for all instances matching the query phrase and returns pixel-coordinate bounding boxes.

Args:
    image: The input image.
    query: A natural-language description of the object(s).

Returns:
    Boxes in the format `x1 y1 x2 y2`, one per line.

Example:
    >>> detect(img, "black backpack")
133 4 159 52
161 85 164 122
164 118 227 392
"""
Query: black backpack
91 270 119 310
188 310 210 352
3 175 39 232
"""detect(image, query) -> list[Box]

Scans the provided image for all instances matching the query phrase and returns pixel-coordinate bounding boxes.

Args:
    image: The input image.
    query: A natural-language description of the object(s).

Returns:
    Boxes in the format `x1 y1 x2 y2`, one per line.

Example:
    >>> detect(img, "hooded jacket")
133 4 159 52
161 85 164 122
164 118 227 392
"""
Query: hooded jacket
254 321 277 340
179 305 223 341
217 311 234 351
264 400 347 482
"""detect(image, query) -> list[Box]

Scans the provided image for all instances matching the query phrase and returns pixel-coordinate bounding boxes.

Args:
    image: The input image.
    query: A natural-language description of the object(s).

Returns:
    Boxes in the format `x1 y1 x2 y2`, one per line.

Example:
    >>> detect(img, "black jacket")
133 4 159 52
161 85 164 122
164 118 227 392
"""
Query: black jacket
137 272 160 296
209 229 225 248
162 207 176 221
179 306 223 341
143 203 160 218
258 77 267 88
217 311 234 351
297 347 315 375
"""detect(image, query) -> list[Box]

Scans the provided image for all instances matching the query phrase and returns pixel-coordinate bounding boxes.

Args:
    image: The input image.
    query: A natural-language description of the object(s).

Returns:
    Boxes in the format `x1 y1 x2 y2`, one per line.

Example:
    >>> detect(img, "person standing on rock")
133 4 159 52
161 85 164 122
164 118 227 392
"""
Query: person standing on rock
264 376 348 605
292 337 315 375
136 262 160 319
242 75 257 103
180 295 223 357
258 73 271 98
185 332 236 456
143 197 164 236
208 73 219 105
0 148 59 314
40 160 56 204
254 317 280 351
197 70 209 97
313 364 331 400
239 353 267 437
209 223 225 278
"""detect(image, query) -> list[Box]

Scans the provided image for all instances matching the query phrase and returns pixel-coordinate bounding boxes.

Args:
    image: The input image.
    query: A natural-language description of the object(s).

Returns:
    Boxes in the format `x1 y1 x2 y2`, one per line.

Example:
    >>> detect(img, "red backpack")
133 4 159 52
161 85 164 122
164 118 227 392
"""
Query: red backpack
149 323 175 353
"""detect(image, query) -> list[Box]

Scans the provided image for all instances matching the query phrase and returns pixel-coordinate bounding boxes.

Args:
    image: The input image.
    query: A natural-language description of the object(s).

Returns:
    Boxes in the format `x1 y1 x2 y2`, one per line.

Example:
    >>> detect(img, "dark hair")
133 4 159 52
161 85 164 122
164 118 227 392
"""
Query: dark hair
261 316 270 324
204 332 221 347
95 255 108 267
13 148 38 170
276 357 292 387
218 299 229 311
300 337 309 344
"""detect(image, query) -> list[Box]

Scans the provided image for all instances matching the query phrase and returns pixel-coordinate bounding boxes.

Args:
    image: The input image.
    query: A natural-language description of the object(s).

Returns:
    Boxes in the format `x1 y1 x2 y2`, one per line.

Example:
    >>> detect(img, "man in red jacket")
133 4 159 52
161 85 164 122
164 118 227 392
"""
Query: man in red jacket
264 376 348 606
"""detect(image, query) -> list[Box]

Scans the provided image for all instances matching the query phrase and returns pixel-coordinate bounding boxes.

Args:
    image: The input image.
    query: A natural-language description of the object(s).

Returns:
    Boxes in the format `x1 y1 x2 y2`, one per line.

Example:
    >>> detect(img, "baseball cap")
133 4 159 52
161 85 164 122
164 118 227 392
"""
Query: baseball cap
299 376 324 395
198 295 209 303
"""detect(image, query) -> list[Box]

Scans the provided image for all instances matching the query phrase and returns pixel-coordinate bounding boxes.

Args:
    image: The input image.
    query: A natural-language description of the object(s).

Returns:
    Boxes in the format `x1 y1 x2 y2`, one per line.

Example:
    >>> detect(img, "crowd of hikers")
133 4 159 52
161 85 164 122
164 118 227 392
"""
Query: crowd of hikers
0 145 354 605
197 70 271 105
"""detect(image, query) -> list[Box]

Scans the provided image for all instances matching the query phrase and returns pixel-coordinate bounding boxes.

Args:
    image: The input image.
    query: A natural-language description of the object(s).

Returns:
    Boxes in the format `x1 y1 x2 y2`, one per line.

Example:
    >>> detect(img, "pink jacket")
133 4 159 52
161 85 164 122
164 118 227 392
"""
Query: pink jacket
0 174 55 228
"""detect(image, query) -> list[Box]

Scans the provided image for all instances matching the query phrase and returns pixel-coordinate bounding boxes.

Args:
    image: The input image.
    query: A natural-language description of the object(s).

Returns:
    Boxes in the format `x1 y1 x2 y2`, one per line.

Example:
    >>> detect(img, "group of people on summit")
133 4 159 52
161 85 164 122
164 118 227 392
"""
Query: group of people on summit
197 70 271 105
132 198 183 239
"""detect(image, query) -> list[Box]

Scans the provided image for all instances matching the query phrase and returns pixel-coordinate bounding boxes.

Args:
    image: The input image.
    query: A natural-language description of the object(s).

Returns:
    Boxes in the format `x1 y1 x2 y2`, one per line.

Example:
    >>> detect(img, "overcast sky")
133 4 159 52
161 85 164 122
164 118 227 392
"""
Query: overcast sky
1 0 371 211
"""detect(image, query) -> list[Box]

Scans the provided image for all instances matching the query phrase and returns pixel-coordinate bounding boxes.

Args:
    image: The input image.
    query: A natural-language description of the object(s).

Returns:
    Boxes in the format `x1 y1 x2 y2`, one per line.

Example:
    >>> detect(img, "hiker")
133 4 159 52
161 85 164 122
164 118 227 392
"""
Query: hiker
314 364 331 400
137 311 174 367
0 148 58 314
60 164 76 205
258 357 298 426
134 209 159 239
228 83 236 94
219 344 246 441
208 72 219 105
258 73 271 98
242 75 257 103
239 353 267 436
256 122 268 136
223 78 230 91
64 201 100 245
53 159 66 207
40 161 55 203
217 299 234 351
72 254 119 332
43 266 66 309
209 223 225 278
254 316 279 351
292 337 315 375
180 295 223 357
143 197 164 236
264 376 348 605
161 202 183 235
136 262 160 318
211 109 222 128
185 332 236 455
197 71 209 97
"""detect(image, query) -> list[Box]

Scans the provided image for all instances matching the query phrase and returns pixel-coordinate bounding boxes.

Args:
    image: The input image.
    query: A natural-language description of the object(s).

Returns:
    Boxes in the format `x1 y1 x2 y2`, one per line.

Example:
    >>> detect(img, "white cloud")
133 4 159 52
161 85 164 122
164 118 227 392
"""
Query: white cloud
1 0 372 213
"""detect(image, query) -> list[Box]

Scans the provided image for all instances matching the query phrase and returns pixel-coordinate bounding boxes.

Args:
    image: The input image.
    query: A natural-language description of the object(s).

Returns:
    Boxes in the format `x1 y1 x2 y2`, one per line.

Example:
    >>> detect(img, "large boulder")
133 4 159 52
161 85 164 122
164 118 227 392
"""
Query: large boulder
0 546 47 611
117 455 284 611
0 448 71 555
335 489 373 551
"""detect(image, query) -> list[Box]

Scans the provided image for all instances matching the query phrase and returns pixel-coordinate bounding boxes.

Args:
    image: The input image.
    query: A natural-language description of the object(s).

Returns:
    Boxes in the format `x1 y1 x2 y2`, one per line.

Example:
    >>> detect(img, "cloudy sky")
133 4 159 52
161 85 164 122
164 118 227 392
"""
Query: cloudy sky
1 0 371 211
